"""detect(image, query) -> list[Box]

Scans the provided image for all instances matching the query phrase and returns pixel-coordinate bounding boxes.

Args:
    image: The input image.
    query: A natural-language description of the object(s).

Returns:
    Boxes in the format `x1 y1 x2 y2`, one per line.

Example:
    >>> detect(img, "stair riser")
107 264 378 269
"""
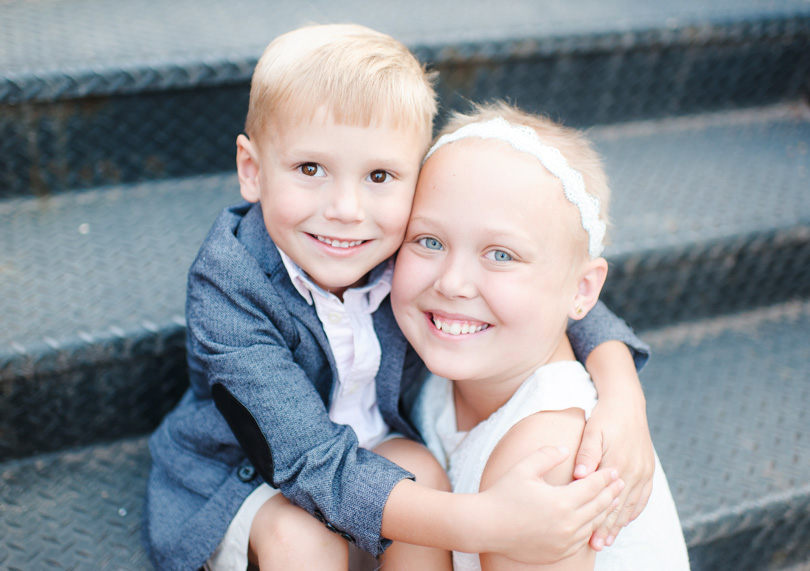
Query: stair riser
603 226 810 330
0 329 187 461
2 20 808 198
685 506 810 571
2 225 807 460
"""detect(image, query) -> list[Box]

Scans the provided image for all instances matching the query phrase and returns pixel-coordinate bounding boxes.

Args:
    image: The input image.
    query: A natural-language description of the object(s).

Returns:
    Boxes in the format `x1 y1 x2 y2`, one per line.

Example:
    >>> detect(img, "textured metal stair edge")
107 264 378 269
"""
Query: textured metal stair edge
637 297 810 344
605 219 810 261
2 14 808 105
681 482 810 546
0 56 258 105
0 317 186 381
0 170 235 215
601 224 810 330
413 14 810 64
590 100 810 140
0 432 149 474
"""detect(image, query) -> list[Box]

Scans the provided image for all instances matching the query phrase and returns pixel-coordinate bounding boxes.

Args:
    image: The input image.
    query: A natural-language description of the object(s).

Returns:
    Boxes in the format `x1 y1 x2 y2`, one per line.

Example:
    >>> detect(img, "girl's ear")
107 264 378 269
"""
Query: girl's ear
569 257 608 320
236 134 261 203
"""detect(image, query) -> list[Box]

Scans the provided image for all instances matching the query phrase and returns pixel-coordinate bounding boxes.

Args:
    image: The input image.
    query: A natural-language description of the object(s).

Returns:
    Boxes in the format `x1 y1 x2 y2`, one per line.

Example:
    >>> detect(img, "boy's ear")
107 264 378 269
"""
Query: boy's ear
569 257 608 320
236 134 261 203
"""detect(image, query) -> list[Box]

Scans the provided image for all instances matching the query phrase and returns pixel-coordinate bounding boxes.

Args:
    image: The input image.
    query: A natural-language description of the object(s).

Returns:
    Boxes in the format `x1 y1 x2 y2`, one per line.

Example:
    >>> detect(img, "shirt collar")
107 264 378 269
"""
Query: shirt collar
276 246 393 312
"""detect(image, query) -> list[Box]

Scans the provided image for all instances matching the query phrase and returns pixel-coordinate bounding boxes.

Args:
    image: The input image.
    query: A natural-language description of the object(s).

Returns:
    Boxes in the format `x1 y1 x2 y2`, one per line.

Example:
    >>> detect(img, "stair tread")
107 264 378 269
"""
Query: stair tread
3 0 809 103
2 300 809 569
2 105 807 354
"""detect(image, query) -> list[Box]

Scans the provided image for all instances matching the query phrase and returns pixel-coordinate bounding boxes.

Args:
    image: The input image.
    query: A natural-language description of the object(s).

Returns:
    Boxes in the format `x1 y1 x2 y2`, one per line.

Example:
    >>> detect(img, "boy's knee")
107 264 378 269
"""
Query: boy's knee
250 495 344 558
412 453 451 492
375 438 451 492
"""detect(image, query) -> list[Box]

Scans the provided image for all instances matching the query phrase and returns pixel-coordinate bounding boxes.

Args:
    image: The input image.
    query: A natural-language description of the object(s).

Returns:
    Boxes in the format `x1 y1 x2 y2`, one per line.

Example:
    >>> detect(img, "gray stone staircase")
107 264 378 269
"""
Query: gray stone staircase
1 1 809 569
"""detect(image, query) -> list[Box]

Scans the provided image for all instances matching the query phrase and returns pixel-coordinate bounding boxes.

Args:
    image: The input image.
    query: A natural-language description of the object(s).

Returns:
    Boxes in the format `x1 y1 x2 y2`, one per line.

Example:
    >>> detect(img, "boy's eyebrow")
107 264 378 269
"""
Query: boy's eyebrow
278 147 332 161
282 147 416 171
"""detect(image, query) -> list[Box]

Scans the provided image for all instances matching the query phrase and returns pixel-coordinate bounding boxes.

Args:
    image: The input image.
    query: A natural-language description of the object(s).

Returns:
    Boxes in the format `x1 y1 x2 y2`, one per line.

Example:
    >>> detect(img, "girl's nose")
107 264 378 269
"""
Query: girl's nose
434 254 477 300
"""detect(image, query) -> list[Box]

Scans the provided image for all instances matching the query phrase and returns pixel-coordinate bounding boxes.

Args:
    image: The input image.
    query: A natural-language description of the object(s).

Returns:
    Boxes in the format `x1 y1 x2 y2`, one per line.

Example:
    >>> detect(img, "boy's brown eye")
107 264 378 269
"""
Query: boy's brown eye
368 170 389 183
300 163 323 177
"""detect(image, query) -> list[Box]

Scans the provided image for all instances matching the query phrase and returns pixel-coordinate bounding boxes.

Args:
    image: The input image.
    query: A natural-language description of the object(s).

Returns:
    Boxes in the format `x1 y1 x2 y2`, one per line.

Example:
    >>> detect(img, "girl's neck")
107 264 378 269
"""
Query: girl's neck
452 335 576 431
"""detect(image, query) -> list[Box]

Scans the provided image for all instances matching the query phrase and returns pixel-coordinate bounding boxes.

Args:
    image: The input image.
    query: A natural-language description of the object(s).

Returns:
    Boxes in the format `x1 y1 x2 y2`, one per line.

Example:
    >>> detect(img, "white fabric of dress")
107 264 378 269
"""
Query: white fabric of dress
414 361 690 570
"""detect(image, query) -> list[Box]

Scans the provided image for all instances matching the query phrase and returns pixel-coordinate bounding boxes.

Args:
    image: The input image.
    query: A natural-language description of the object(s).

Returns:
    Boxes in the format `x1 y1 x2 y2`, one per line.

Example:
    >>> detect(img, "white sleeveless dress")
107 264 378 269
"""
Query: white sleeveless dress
413 361 690 570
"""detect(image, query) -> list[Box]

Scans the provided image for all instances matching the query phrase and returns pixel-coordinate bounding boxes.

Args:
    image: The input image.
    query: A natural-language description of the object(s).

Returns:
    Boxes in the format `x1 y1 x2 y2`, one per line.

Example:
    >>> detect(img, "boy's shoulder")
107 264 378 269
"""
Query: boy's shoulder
194 201 283 280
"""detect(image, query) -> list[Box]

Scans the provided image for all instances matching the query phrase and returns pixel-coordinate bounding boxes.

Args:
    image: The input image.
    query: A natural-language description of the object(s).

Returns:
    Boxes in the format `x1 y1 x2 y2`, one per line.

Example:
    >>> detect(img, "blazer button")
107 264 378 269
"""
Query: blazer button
237 464 256 482
340 532 355 543
313 509 326 523
325 522 338 534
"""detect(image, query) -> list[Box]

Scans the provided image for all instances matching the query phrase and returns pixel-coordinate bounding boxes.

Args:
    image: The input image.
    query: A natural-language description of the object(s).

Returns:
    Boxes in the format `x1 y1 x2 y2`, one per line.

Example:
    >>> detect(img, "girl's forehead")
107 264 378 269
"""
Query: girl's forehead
424 138 556 187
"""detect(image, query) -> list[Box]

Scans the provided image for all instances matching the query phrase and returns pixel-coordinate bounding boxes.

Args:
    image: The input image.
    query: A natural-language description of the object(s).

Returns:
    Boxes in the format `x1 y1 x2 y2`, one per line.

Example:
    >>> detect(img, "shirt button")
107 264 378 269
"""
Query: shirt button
237 464 256 482
328 312 342 324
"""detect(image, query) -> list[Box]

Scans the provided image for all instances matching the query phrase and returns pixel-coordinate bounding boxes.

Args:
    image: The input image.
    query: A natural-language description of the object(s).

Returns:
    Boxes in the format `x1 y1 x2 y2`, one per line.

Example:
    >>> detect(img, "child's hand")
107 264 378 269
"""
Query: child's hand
478 445 623 563
573 389 654 550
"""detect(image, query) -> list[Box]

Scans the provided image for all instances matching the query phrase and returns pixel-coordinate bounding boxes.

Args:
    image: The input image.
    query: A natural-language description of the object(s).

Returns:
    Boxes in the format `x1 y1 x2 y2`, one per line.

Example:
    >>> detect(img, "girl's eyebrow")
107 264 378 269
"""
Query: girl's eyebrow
408 214 535 244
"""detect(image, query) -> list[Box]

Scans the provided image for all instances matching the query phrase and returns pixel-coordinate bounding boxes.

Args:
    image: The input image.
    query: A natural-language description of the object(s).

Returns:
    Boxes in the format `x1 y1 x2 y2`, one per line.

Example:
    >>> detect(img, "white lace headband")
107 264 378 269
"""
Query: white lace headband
424 117 606 258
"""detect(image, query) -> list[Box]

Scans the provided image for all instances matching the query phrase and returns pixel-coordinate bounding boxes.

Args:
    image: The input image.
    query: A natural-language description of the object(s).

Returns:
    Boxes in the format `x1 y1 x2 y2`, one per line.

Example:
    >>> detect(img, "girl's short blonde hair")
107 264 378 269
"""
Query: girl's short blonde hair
438 101 612 243
246 24 437 146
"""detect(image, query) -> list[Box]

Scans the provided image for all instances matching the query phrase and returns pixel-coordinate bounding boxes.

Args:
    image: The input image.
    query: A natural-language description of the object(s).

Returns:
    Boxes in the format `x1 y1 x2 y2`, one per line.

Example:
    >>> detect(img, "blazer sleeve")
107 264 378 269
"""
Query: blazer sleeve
567 300 650 372
186 238 411 556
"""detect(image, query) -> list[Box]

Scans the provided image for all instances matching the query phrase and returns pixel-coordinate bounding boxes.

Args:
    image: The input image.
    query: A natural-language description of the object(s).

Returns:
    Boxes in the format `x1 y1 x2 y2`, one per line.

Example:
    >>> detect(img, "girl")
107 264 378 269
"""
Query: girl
390 102 690 570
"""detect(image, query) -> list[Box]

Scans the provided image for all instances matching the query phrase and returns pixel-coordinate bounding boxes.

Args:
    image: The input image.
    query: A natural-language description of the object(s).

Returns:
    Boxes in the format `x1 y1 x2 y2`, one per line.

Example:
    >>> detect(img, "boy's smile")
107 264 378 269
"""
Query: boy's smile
237 107 426 299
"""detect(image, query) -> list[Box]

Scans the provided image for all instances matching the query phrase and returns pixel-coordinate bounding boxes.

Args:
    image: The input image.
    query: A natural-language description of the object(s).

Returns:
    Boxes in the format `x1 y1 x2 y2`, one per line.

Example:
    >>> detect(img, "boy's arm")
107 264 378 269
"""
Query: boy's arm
198 324 413 557
579 342 653 548
566 301 654 548
567 300 650 371
186 218 413 557
381 446 622 564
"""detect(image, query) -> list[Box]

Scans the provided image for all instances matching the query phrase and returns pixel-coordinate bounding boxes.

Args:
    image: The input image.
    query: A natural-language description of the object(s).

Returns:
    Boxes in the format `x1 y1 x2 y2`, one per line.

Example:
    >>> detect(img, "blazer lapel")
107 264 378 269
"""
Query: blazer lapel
237 202 339 388
373 298 410 427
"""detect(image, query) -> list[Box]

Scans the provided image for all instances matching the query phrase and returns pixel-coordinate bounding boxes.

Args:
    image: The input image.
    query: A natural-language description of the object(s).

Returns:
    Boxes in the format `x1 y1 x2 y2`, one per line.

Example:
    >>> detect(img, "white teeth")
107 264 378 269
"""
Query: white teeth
432 316 489 336
316 236 364 248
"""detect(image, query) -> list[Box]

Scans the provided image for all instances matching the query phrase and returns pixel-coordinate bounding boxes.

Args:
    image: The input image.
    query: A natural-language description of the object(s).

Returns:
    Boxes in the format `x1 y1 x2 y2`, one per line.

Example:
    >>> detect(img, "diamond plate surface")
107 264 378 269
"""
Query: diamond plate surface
2 302 809 569
0 438 152 570
642 300 810 570
2 0 809 101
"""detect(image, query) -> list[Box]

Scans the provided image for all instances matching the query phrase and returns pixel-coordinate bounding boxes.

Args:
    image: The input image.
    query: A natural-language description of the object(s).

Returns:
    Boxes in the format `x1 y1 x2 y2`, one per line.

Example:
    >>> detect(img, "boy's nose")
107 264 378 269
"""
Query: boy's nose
324 182 365 223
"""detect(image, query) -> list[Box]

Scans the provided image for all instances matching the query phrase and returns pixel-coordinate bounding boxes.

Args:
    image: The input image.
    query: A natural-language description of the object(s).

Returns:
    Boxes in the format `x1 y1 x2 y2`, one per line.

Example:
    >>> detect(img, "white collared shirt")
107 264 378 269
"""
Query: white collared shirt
277 247 391 449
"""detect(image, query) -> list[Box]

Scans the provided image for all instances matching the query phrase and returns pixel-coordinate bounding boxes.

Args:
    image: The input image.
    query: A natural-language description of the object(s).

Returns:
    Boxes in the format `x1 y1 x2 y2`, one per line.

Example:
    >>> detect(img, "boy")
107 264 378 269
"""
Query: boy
391 102 689 569
144 24 652 570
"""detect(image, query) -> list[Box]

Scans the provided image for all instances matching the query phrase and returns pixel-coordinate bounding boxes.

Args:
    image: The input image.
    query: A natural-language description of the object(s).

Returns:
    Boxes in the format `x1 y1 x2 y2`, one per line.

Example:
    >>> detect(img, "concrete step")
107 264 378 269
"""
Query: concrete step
2 104 808 461
2 0 808 197
2 300 808 570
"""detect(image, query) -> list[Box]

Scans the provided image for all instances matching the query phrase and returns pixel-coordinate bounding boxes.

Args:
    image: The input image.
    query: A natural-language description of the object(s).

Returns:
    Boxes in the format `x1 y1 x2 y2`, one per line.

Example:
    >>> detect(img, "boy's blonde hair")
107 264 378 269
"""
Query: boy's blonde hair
437 101 612 247
246 24 437 146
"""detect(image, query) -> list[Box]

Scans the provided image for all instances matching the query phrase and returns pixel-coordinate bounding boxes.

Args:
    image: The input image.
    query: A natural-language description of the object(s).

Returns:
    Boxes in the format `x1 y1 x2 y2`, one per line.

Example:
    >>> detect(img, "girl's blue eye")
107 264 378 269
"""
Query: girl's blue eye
418 237 444 250
300 163 325 177
367 170 390 183
487 250 513 262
